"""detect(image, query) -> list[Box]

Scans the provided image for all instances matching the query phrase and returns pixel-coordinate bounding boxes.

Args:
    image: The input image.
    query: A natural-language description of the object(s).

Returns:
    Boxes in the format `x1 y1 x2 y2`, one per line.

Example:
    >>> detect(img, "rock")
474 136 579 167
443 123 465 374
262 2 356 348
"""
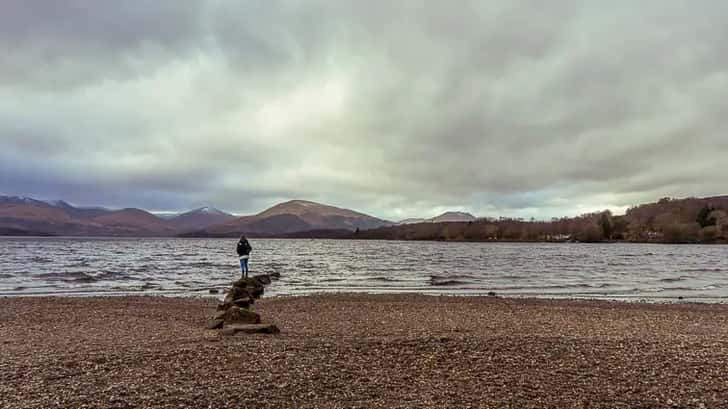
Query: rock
232 277 261 289
205 319 224 330
253 274 272 285
208 271 279 332
220 324 280 336
224 306 260 324
224 286 250 303
487 291 497 297
227 278 265 300
209 288 219 294
269 272 281 280
250 286 264 299
232 297 252 309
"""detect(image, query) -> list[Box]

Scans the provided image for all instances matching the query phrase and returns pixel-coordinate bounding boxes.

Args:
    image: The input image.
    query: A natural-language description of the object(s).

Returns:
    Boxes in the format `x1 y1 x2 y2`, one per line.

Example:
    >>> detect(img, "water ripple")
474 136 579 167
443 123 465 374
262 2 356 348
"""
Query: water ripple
1 238 727 301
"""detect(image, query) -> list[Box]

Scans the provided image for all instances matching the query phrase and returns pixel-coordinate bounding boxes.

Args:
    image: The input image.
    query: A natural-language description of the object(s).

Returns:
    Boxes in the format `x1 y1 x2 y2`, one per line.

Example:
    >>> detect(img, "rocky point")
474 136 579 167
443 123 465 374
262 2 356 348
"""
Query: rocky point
205 273 281 335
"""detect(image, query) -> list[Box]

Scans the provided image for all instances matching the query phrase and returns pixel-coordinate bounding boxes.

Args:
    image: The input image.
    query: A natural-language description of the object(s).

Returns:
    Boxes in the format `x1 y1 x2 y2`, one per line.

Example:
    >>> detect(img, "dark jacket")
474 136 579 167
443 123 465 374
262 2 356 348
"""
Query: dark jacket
236 238 252 256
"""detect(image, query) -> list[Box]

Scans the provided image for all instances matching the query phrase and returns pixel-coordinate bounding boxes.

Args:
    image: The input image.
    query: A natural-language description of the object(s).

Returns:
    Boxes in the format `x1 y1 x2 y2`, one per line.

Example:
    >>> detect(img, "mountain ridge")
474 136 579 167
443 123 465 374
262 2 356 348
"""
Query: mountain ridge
398 211 477 225
0 195 391 237
201 199 392 236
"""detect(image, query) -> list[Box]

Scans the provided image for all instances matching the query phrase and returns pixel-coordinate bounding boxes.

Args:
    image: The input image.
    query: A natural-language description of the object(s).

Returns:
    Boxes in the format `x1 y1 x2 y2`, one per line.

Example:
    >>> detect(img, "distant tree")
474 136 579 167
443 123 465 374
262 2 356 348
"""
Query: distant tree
662 222 700 243
699 225 719 243
599 211 613 240
696 205 716 228
710 210 728 240
611 215 629 240
575 222 603 242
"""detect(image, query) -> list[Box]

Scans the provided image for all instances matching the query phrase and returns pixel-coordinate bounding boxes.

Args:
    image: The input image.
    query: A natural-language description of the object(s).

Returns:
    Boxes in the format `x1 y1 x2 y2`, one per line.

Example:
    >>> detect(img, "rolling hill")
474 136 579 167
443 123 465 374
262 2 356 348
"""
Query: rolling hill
398 211 477 224
167 207 236 233
199 200 392 236
0 196 235 236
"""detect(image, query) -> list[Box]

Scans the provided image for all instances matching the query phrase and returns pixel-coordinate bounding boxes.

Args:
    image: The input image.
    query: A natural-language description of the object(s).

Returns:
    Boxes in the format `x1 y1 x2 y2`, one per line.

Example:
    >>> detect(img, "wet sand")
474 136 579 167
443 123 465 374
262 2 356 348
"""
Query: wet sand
1 294 728 408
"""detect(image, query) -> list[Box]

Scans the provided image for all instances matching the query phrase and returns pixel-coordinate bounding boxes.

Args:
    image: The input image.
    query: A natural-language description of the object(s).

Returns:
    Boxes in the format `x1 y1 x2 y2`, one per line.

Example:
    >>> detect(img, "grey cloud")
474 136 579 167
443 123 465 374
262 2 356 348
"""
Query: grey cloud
1 0 727 220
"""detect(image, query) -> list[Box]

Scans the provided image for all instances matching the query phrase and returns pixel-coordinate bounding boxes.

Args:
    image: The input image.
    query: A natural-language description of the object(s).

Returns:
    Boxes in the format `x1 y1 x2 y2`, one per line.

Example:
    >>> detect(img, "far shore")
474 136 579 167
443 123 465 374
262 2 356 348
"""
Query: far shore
3 233 728 246
2 294 728 408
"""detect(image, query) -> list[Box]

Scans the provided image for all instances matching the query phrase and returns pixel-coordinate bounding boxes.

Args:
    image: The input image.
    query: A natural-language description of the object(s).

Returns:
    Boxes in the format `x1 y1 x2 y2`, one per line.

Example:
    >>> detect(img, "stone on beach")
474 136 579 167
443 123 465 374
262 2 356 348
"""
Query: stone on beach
224 286 251 304
232 297 252 309
205 319 224 330
253 274 272 285
220 323 280 336
232 277 266 299
223 306 261 324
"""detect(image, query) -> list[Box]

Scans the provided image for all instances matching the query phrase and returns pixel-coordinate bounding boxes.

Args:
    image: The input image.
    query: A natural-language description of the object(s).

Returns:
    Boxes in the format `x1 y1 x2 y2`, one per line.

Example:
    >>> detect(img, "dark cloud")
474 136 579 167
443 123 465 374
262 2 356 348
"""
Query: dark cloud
1 1 727 219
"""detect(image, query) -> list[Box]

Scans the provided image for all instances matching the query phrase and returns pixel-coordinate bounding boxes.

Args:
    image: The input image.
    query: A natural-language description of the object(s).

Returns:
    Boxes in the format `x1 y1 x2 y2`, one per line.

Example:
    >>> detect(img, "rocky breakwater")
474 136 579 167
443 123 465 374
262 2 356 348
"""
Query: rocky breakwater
205 272 281 335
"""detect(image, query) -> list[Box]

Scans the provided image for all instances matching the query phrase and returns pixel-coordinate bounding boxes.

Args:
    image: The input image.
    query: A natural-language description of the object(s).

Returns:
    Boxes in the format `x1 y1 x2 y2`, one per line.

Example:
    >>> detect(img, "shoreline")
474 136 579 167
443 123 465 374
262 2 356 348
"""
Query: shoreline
2 294 728 407
3 234 728 245
2 289 727 304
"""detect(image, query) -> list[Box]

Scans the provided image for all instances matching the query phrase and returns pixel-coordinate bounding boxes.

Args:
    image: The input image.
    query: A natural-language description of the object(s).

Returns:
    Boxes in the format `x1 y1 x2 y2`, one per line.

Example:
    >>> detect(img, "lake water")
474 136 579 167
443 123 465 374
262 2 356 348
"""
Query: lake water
1 238 727 302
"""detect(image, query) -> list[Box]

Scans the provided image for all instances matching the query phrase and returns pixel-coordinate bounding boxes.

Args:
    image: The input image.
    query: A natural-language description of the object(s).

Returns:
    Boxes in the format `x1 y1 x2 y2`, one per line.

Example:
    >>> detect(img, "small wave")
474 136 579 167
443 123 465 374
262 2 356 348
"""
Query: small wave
663 287 700 292
371 276 399 282
617 253 656 257
318 278 346 282
429 273 477 280
589 283 615 288
189 262 232 269
681 268 723 273
0 273 15 279
37 271 92 282
35 270 129 284
659 277 688 283
30 256 53 264
66 260 91 268
493 283 602 291
190 261 215 267
430 278 470 286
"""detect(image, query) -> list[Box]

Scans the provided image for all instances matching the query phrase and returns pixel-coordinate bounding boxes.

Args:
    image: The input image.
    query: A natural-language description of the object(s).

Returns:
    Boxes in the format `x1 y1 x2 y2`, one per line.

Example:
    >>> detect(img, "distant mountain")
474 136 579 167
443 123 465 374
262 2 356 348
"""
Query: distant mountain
49 200 111 219
0 195 389 237
0 196 75 233
398 211 477 225
168 207 236 233
200 200 392 236
398 218 426 225
429 211 477 223
90 208 176 236
0 195 172 236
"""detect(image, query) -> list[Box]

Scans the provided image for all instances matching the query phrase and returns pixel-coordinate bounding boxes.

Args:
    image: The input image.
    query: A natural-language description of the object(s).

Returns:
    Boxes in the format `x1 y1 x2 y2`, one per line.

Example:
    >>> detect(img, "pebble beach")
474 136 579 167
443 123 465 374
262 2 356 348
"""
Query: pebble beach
2 294 728 408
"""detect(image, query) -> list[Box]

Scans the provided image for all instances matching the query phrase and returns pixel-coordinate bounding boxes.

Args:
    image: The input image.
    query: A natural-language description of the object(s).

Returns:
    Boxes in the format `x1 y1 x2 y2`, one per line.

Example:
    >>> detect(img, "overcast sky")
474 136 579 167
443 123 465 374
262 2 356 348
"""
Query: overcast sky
1 1 727 220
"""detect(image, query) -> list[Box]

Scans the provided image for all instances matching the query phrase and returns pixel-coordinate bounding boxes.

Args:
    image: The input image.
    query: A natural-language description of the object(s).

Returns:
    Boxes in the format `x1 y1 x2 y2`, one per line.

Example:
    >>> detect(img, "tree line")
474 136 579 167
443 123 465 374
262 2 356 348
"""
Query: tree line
354 196 728 244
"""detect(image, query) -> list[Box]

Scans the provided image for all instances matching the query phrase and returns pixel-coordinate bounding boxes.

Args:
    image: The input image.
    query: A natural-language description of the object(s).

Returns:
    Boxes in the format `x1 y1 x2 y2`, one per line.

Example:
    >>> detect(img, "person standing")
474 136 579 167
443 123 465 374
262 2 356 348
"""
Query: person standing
236 235 252 278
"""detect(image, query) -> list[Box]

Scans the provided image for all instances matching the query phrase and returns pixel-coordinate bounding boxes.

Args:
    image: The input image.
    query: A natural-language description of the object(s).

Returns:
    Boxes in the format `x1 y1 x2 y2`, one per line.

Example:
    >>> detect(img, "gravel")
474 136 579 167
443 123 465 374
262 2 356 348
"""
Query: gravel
1 294 728 408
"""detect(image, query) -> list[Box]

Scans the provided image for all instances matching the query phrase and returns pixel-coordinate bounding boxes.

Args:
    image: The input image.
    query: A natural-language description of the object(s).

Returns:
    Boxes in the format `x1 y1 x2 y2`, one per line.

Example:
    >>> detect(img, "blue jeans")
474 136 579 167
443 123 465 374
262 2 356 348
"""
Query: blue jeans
239 257 249 277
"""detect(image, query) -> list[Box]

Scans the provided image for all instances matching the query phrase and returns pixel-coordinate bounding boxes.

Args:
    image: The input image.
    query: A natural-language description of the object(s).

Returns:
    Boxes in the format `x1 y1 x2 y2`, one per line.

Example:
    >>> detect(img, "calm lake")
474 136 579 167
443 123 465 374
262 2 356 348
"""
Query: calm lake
1 237 727 302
